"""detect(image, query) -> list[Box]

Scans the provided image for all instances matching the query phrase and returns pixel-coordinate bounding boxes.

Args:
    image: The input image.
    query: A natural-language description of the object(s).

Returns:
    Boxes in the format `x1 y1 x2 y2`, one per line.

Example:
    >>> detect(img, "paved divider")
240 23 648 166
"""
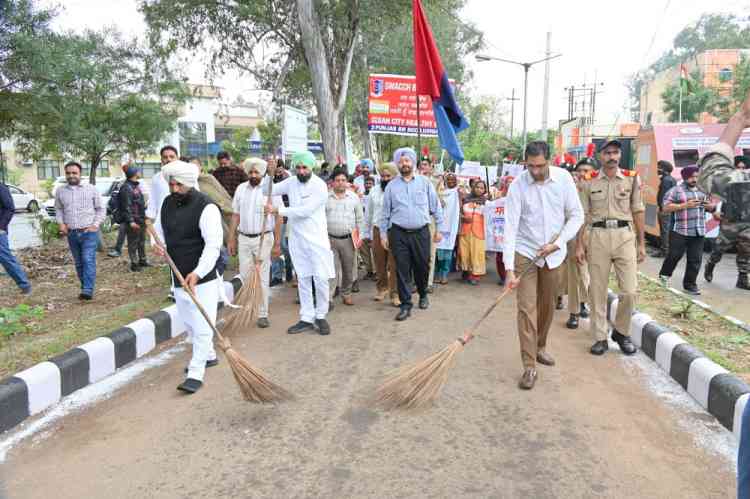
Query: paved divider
0 278 242 434
608 291 750 439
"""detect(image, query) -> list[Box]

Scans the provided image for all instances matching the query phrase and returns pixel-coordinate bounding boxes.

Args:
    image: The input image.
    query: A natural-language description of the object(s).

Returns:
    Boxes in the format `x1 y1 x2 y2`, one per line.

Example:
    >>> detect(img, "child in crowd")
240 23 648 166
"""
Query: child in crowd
459 180 488 285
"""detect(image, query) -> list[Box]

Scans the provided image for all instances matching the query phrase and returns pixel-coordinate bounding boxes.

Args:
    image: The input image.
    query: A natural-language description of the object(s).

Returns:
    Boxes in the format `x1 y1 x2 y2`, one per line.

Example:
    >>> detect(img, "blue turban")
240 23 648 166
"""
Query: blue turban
393 147 417 165
125 166 141 179
360 158 374 170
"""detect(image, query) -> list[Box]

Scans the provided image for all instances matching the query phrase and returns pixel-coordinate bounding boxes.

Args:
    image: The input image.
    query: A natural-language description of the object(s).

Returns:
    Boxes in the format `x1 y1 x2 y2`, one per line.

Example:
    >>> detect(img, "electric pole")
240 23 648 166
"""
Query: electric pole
541 32 552 141
504 89 520 139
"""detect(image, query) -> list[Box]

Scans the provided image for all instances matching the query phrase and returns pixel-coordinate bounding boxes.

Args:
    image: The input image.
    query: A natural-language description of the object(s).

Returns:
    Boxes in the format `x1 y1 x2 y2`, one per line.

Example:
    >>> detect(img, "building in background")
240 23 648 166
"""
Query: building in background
1 84 266 197
639 49 750 126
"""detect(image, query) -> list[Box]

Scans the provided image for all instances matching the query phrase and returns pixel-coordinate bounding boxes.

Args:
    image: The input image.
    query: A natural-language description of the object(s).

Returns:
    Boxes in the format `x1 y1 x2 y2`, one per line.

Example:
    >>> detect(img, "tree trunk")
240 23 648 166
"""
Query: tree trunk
89 155 99 185
296 0 357 165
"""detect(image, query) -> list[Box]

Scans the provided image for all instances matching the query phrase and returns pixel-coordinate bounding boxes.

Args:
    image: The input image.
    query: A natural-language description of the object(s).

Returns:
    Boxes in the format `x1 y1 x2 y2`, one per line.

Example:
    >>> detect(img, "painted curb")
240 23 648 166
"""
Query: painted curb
607 291 750 440
0 277 242 434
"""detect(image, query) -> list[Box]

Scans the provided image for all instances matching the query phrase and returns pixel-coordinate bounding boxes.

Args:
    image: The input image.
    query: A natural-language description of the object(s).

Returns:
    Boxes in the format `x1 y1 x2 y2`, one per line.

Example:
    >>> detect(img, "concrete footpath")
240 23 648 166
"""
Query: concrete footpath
0 276 737 498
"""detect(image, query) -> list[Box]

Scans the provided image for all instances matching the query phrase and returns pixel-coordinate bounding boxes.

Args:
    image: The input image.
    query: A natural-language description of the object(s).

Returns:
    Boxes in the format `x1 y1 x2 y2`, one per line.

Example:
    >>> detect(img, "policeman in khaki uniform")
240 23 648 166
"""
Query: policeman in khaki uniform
576 139 646 356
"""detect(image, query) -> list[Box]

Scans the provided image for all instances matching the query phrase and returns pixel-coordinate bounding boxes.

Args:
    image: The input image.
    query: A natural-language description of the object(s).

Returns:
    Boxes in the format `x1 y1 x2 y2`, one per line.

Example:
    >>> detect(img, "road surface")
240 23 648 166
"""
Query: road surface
0 275 737 498
640 250 750 325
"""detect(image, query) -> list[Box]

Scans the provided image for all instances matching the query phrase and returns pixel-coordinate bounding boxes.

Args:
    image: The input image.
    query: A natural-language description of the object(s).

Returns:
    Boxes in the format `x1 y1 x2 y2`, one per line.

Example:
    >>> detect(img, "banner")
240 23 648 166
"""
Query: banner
282 105 308 154
501 163 524 179
369 74 456 137
484 198 507 253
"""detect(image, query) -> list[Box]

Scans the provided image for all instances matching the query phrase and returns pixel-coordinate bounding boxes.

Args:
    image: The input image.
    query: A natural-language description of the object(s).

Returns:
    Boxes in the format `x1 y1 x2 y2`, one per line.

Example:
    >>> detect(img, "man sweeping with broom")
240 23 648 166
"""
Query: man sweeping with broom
265 151 335 336
153 160 224 394
503 141 583 390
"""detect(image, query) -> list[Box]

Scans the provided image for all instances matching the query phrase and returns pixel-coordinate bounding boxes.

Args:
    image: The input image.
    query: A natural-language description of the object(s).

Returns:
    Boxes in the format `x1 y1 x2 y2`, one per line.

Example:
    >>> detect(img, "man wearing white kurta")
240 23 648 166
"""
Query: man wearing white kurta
266 151 335 336
228 158 283 328
153 161 223 394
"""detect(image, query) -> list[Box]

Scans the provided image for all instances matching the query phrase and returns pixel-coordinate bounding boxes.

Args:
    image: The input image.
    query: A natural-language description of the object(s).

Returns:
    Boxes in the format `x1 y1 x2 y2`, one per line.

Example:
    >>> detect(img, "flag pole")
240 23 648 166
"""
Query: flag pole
678 79 683 123
416 91 422 154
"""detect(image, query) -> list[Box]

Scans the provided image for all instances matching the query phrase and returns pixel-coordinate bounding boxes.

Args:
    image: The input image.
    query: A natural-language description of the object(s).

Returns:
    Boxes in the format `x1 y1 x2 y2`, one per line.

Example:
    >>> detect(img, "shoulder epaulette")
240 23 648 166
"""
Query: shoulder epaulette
621 169 638 177
582 171 599 181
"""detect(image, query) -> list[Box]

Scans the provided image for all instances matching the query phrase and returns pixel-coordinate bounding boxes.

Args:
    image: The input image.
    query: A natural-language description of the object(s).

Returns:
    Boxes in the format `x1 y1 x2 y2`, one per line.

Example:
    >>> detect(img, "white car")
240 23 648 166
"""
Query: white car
43 177 124 232
8 185 39 212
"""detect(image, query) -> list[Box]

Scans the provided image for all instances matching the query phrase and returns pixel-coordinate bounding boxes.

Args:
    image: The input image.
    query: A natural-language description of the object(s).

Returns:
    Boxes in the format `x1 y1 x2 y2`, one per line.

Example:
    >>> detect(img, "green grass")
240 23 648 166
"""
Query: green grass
610 274 750 377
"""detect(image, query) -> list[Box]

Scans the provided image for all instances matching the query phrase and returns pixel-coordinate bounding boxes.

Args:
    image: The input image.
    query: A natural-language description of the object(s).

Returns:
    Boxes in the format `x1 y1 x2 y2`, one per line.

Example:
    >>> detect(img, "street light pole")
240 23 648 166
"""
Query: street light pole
476 51 562 154
504 88 519 139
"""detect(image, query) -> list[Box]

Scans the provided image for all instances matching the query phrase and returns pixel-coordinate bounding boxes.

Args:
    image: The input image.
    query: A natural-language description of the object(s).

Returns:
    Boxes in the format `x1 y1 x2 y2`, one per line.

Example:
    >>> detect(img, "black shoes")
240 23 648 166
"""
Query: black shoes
351 281 360 293
78 293 92 301
257 317 270 328
139 261 151 268
704 262 715 283
738 273 750 290
556 296 564 310
130 263 142 272
419 296 429 309
611 329 637 355
270 278 283 287
566 314 579 329
590 340 608 355
183 358 219 374
579 303 589 318
177 378 203 394
315 318 331 335
683 285 701 296
395 308 411 321
287 321 314 334
107 249 121 257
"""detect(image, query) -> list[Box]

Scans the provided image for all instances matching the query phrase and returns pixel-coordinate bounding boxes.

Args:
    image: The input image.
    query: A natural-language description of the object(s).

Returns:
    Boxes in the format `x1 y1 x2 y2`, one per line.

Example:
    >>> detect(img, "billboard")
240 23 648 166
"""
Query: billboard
282 105 308 154
368 74 446 137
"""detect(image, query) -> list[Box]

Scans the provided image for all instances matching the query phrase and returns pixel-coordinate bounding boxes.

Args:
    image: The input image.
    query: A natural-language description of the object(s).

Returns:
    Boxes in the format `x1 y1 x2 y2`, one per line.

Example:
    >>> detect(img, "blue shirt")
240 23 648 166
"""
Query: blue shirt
379 175 444 232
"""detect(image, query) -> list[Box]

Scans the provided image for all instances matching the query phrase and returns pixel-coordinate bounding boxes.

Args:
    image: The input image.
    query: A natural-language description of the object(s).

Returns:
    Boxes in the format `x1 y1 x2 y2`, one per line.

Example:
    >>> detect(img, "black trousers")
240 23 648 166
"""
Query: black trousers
659 231 704 287
126 224 146 265
389 224 430 309
114 223 127 252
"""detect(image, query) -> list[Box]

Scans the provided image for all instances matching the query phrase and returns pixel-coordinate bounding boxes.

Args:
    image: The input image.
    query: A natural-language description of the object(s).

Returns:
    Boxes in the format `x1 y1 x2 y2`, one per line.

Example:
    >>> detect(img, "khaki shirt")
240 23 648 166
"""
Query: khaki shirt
579 169 645 224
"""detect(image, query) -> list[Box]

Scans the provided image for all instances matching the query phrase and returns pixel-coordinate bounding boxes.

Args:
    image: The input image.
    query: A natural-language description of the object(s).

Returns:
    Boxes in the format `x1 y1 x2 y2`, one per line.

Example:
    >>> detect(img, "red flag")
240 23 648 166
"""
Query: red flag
412 0 444 99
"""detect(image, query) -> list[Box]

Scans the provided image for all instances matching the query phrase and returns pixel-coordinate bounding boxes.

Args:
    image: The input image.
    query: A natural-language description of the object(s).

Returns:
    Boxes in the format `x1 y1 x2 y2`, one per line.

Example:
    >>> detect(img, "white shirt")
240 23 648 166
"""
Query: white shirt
365 184 386 236
154 200 222 279
503 167 584 272
273 174 335 279
146 166 201 221
232 181 283 234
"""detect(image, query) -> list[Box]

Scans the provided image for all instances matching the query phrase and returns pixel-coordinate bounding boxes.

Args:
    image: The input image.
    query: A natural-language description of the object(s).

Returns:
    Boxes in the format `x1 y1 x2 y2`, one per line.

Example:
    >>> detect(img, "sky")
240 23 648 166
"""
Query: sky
41 0 750 135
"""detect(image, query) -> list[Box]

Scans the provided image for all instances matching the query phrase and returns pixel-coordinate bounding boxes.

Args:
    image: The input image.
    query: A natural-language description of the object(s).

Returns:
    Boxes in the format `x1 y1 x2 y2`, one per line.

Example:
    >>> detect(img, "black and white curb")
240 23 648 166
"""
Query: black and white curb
607 291 750 440
0 277 242 434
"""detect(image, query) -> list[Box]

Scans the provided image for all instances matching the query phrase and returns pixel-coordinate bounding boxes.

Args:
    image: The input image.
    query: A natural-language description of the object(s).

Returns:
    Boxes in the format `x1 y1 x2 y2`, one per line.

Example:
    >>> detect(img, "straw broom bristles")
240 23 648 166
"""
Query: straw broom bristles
374 237 560 410
147 224 293 404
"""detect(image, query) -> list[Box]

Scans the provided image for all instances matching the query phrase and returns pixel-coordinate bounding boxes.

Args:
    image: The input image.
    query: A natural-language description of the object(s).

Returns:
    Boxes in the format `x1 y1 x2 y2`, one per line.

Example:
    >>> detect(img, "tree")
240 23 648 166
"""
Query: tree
661 68 721 122
0 0 55 137
139 0 474 164
220 128 254 163
13 29 188 184
629 13 750 121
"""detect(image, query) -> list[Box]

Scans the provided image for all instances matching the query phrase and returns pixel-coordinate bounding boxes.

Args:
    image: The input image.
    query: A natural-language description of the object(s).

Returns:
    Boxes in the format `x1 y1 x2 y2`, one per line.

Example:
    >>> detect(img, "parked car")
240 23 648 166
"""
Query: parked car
7 185 39 212
43 177 123 233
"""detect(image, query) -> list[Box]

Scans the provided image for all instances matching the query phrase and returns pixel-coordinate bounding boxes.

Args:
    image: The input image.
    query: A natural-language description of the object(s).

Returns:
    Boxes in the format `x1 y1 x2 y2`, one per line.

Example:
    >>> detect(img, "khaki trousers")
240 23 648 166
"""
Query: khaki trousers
587 227 637 341
359 239 374 274
515 253 561 368
372 227 397 296
331 235 356 297
238 233 274 319
566 239 590 313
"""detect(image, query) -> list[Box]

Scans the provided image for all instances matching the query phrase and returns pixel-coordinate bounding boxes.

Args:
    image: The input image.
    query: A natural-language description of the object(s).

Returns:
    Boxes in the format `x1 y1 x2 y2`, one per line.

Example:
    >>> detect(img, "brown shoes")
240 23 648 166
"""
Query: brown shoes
342 295 354 306
373 290 388 302
518 368 537 390
536 350 556 366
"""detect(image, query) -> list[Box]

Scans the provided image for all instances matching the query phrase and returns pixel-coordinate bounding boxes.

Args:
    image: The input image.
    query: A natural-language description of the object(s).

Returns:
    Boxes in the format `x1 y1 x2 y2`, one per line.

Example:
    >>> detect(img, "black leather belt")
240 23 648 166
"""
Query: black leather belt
592 220 629 229
328 233 351 240
392 224 427 234
239 230 271 238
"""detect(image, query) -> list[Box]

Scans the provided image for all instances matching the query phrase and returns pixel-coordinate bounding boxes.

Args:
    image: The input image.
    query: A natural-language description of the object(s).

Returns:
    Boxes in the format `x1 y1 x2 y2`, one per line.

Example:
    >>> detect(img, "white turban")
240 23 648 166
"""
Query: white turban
243 157 268 176
162 160 199 188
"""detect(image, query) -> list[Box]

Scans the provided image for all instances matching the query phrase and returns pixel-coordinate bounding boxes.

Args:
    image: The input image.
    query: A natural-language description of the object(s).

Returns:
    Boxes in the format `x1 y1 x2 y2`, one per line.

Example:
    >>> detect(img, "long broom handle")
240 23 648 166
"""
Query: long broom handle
458 233 562 346
146 223 227 344
253 174 274 266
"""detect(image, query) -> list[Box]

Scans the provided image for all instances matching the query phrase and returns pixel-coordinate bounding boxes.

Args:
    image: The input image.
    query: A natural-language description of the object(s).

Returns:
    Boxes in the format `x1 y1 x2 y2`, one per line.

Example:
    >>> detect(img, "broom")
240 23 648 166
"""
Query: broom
146 223 293 403
224 177 275 333
374 236 560 410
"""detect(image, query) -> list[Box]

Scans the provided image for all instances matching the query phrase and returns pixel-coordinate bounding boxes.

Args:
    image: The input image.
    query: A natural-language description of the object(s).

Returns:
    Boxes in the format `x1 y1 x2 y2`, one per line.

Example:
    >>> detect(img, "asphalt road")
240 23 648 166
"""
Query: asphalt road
1 275 737 498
